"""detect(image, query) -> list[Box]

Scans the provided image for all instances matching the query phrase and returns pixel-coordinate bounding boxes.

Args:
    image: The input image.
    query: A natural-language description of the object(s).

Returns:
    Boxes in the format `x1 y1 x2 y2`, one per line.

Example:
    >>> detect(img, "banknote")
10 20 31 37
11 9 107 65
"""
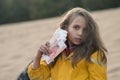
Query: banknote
42 28 67 64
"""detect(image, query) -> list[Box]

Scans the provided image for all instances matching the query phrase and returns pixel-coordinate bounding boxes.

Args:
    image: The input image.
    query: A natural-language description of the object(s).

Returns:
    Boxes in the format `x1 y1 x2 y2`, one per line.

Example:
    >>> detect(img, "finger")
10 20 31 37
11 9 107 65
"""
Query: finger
40 45 48 55
45 42 51 54
41 45 50 55
45 41 50 48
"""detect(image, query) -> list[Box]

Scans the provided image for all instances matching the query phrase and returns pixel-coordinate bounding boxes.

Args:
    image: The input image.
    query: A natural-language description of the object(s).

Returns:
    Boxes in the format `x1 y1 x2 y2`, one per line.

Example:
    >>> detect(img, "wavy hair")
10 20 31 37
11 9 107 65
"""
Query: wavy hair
51 7 107 67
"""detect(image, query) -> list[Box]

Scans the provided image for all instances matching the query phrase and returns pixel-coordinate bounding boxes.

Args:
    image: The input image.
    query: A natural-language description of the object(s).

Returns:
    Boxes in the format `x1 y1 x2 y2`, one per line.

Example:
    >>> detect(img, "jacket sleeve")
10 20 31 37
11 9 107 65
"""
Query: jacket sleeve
87 51 107 80
27 60 51 80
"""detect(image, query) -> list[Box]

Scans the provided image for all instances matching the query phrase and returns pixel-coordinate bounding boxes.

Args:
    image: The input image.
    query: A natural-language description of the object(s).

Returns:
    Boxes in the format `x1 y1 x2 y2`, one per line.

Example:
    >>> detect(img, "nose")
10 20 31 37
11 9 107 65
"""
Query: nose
78 29 83 36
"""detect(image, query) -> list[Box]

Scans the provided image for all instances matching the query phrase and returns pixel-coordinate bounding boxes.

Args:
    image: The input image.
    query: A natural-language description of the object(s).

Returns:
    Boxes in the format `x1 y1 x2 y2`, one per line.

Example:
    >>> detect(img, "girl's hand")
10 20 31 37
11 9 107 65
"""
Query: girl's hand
37 42 51 58
32 42 51 70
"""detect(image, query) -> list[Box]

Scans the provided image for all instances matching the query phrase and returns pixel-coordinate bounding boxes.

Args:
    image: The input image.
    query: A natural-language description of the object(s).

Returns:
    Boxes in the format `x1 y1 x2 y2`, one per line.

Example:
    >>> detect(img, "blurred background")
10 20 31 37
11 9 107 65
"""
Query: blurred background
0 0 120 25
0 0 120 80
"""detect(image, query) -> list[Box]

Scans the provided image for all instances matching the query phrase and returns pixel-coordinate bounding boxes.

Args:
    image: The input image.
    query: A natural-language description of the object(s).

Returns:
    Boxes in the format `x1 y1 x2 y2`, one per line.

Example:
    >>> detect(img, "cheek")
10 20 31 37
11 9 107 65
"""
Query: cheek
67 31 75 41
68 30 72 38
67 27 76 42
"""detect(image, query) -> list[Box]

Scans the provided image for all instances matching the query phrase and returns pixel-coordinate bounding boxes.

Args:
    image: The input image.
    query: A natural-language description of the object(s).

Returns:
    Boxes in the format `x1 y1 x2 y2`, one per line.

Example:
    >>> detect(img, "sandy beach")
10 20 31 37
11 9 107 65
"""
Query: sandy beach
0 7 120 80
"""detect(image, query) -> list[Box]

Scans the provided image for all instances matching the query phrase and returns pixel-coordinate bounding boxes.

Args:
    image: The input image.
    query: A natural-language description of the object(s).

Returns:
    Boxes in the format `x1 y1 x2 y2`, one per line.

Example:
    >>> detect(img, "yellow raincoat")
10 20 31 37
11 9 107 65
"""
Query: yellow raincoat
28 51 107 80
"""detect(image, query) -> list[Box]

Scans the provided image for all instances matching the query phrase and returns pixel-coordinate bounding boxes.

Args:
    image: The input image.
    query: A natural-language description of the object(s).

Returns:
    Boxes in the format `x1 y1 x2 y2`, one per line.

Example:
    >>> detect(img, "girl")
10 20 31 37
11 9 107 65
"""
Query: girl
28 7 107 80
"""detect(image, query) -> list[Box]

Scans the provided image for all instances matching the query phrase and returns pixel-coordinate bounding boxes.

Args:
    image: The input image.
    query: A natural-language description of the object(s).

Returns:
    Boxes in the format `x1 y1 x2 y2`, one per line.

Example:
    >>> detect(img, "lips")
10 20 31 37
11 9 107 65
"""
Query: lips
75 38 82 42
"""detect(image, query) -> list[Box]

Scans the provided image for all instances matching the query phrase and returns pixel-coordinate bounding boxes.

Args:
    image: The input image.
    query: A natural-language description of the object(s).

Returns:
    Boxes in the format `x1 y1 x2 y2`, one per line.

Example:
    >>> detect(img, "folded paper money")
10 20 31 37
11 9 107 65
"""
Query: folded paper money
42 28 67 64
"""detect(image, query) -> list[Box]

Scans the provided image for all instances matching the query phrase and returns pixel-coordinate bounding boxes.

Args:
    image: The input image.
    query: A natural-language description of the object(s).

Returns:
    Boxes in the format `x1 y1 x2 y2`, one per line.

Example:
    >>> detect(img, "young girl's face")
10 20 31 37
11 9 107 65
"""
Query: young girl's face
67 15 86 46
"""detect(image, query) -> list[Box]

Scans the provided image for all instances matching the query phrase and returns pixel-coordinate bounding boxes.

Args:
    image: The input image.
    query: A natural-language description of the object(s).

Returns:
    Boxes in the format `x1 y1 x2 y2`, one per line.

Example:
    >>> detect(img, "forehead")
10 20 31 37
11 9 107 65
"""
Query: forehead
70 15 86 27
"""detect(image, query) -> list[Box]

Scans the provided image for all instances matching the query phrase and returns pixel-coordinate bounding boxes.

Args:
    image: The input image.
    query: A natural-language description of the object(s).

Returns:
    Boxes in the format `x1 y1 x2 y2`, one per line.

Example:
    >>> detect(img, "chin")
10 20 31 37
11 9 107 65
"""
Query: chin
74 42 81 46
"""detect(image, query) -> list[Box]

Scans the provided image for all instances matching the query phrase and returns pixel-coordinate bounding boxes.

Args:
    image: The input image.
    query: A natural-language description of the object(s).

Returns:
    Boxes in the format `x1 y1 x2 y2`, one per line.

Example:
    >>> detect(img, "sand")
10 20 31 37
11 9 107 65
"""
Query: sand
0 7 120 80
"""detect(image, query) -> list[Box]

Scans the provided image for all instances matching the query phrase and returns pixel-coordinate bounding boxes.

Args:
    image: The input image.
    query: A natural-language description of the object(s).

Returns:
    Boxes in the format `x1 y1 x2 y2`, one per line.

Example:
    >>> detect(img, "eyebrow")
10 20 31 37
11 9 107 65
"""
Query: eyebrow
73 24 86 29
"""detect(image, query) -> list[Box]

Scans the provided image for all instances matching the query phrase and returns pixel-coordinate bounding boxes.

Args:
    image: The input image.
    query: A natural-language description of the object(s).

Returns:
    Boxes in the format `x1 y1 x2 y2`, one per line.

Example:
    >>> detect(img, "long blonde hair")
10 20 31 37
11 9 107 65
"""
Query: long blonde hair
50 7 107 67
60 7 107 67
